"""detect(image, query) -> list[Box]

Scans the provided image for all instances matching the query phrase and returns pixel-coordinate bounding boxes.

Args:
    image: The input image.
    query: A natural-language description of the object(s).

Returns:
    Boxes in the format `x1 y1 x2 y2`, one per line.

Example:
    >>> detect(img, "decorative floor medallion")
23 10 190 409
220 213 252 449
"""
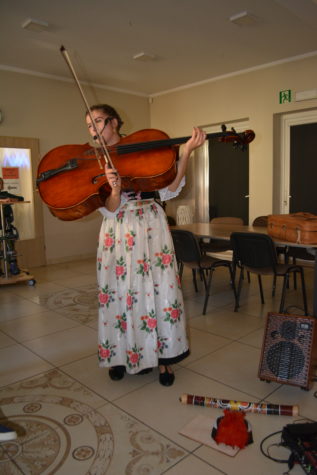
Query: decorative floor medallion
0 370 186 474
38 284 98 324
0 393 113 474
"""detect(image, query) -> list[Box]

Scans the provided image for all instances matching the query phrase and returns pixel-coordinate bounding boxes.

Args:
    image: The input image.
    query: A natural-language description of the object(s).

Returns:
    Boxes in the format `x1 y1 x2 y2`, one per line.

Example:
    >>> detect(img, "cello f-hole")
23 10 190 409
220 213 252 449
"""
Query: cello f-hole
92 173 105 184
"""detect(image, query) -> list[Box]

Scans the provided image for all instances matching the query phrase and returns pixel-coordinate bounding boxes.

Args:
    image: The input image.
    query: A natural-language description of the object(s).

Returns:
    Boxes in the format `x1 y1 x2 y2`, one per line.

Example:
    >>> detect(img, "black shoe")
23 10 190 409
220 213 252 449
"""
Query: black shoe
109 366 125 381
159 368 175 386
137 368 153 375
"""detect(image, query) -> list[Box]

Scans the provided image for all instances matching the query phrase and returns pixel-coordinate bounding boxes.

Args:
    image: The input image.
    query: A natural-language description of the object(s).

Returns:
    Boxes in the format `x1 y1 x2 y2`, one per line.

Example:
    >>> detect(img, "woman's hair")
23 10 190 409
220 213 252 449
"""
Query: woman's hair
86 104 124 131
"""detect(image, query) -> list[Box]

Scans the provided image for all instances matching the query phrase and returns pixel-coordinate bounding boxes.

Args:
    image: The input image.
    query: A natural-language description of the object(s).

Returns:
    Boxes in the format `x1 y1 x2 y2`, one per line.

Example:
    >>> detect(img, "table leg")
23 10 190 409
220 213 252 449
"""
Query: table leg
314 251 317 318
0 204 9 278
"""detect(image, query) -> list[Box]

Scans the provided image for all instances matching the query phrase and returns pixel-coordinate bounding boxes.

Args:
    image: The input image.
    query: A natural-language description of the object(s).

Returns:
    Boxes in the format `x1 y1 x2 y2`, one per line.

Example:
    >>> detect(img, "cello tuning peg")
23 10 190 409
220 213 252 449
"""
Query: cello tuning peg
238 142 246 151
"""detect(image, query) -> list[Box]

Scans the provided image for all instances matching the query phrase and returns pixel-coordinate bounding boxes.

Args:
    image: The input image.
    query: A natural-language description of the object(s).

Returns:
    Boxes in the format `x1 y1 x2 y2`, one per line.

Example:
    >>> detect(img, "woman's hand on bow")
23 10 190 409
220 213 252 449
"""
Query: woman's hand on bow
105 165 121 192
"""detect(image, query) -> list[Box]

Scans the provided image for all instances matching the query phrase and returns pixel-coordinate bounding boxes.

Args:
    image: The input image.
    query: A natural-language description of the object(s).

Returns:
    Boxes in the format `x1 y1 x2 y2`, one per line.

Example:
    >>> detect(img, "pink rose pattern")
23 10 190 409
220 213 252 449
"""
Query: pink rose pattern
98 339 116 363
163 300 183 325
175 271 182 289
136 254 151 277
115 256 127 281
140 310 157 333
126 344 144 370
150 203 158 215
126 289 138 311
156 337 169 355
103 228 115 253
125 230 136 252
115 313 127 334
155 244 174 270
116 209 125 223
97 199 187 372
98 284 116 308
135 207 144 220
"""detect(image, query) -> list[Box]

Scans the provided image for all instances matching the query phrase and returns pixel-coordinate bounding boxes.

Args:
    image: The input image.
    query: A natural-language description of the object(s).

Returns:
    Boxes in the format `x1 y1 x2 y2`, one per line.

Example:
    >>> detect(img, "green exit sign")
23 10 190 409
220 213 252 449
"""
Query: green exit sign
279 89 292 104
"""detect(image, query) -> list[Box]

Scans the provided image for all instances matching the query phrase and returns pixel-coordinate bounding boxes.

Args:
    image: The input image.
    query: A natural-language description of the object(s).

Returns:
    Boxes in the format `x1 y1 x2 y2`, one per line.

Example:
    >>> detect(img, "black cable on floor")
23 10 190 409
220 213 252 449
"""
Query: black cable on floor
259 430 289 463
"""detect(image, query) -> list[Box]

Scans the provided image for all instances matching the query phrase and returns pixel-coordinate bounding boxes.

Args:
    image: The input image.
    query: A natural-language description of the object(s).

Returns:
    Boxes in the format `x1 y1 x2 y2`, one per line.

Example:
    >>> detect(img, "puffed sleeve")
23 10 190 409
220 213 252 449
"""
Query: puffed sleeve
158 176 185 202
98 192 129 218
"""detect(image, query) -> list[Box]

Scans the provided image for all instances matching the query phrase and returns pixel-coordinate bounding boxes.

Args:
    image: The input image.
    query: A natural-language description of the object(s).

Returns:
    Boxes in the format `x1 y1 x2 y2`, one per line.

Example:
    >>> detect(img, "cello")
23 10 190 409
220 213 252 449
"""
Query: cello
37 127 255 221
36 47 255 221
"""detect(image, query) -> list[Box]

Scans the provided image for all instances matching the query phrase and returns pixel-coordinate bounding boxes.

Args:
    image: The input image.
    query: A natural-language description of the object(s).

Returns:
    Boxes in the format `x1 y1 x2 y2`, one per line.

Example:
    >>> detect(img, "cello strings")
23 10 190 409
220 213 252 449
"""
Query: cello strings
115 130 248 155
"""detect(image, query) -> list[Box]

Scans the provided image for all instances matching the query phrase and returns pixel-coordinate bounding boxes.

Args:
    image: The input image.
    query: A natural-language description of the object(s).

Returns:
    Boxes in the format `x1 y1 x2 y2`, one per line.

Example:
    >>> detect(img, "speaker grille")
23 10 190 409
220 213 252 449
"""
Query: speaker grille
259 313 317 389
266 342 305 379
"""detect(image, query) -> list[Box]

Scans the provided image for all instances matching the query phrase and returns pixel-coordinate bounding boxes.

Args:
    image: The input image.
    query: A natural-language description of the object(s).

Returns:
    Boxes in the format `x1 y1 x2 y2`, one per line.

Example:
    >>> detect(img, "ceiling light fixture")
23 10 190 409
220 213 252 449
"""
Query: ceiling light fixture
229 11 257 26
133 52 155 62
21 18 49 32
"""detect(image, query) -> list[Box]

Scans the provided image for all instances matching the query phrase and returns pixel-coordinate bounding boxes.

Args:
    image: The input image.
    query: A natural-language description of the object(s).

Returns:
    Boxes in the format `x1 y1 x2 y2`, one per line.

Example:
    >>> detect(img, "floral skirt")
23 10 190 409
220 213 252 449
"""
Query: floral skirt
97 199 189 374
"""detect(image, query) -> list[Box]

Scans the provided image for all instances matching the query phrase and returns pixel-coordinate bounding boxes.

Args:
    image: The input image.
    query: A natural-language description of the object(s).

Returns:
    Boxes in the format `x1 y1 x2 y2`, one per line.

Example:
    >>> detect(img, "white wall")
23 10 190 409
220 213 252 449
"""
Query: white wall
0 70 150 263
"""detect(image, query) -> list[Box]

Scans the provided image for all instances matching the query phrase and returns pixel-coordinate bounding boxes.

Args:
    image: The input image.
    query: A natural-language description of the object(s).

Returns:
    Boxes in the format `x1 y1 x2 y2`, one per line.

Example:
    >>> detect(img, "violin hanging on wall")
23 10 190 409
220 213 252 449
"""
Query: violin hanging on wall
36 47 255 221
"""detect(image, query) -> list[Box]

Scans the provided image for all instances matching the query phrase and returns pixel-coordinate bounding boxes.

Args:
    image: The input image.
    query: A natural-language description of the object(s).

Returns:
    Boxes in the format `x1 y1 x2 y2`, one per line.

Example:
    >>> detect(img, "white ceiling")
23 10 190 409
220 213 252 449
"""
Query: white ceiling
1 0 317 96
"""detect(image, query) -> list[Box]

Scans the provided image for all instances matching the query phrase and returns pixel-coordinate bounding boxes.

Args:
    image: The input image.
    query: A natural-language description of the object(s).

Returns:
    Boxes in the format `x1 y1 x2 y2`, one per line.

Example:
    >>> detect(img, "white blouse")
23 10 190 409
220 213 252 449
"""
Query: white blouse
98 176 185 219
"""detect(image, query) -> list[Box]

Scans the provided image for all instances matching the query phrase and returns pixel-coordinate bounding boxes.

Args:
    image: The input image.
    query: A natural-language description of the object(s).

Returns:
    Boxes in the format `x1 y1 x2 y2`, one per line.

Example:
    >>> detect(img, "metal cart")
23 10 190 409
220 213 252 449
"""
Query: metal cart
0 200 36 286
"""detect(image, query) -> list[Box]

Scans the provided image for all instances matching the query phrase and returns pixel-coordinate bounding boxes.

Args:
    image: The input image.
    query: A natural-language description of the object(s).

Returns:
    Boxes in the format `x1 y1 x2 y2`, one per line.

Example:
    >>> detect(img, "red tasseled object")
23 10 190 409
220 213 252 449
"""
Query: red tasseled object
214 410 249 449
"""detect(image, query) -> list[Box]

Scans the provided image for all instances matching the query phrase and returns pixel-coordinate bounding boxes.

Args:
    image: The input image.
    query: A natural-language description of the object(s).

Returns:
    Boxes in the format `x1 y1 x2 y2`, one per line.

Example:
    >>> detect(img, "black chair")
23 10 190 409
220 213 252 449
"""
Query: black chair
284 246 315 290
251 215 284 286
230 232 308 315
246 216 269 283
200 217 243 256
167 215 176 226
171 229 237 315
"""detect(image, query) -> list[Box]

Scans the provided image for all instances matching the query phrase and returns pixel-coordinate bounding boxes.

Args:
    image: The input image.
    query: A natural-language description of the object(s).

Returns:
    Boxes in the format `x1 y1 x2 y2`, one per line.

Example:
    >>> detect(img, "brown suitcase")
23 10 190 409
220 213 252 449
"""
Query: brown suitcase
267 213 317 245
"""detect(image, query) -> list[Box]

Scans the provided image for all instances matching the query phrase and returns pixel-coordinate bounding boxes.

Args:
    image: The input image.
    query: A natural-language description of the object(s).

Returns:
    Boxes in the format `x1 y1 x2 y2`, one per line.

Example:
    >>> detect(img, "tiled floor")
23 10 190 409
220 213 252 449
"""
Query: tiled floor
0 257 316 474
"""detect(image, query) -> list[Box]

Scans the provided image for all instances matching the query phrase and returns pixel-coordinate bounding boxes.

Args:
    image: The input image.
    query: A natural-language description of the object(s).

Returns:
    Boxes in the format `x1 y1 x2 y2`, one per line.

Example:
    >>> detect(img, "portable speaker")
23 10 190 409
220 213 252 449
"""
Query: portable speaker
258 312 317 390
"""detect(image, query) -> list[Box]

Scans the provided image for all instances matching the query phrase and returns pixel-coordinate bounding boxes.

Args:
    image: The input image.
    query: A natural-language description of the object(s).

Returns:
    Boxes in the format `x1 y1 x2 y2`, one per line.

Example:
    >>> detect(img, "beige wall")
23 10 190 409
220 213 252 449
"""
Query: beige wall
1 54 317 263
150 55 317 223
0 70 150 263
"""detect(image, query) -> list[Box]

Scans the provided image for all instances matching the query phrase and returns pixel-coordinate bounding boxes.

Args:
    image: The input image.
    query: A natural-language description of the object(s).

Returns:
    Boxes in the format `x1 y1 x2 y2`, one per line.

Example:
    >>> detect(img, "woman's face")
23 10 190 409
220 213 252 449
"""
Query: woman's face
86 109 119 146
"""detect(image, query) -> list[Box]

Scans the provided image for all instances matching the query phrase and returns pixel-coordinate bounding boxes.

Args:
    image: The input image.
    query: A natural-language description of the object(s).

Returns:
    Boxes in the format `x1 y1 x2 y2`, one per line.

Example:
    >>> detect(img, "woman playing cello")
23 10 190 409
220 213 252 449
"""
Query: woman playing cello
86 104 206 386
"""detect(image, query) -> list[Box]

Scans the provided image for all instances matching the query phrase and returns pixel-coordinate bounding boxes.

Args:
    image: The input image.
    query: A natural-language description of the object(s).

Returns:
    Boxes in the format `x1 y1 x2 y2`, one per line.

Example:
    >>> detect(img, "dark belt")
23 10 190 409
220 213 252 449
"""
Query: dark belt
123 190 158 200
